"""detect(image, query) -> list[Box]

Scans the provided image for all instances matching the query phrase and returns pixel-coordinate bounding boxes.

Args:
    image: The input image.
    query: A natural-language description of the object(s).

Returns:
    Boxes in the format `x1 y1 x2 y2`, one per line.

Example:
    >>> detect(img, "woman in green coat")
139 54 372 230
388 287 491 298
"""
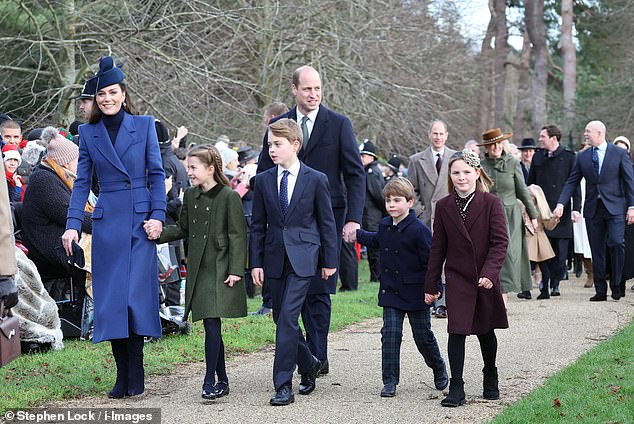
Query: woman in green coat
478 129 538 309
153 144 247 400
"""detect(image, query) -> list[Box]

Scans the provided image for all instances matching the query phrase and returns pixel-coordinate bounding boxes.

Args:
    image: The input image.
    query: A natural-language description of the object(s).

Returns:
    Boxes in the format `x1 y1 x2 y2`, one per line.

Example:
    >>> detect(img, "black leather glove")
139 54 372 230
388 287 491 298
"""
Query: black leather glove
0 276 18 309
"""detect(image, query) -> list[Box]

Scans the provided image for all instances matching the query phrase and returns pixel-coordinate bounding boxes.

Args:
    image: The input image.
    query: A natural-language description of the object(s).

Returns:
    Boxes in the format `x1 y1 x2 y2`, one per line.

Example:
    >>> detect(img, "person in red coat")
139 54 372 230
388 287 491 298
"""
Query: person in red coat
425 149 509 407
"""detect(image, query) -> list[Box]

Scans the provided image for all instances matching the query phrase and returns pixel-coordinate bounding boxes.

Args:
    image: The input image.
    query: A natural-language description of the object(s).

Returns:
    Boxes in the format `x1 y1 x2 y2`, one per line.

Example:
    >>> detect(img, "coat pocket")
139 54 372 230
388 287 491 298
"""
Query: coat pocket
217 237 229 248
92 207 104 220
134 201 151 213
299 232 320 245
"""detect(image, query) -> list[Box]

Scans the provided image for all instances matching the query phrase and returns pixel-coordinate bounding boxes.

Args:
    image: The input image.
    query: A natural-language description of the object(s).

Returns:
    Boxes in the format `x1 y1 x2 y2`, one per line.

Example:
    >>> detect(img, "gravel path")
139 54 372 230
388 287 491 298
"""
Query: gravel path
58 277 633 423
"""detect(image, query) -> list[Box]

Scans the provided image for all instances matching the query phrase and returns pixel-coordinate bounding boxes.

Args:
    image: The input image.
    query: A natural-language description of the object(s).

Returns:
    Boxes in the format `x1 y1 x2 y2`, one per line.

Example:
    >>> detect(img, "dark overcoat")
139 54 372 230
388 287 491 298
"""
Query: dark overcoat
357 210 432 311
67 114 166 343
257 105 365 294
424 192 509 335
362 160 386 231
160 184 247 321
527 146 581 239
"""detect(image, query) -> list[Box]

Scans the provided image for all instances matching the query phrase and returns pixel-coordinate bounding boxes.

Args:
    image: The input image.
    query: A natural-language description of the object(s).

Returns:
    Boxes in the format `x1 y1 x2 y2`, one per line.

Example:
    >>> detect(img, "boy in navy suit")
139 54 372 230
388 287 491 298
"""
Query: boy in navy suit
250 118 338 406
353 178 448 397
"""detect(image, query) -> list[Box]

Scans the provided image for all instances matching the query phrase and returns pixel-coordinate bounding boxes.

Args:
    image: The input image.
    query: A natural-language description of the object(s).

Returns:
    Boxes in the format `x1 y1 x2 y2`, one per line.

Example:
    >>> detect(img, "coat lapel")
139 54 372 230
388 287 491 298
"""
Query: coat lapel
299 106 327 158
285 164 308 219
443 194 472 243
114 113 137 161
92 121 129 176
421 147 439 184
464 191 485 234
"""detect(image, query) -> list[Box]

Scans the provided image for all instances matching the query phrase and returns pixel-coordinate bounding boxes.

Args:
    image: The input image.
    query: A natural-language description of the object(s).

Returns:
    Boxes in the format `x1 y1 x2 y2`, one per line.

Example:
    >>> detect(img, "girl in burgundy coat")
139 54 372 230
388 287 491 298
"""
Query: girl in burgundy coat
425 149 509 407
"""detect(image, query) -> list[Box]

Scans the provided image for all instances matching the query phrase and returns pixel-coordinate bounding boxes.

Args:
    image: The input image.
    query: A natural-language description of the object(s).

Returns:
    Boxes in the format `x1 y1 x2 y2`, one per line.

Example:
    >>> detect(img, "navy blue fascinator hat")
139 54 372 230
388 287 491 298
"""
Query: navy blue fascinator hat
93 56 125 92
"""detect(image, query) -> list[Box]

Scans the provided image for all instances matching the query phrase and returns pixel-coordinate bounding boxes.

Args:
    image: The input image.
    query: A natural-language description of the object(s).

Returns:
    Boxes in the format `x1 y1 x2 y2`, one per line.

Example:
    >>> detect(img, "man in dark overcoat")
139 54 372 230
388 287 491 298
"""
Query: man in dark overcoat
528 125 581 298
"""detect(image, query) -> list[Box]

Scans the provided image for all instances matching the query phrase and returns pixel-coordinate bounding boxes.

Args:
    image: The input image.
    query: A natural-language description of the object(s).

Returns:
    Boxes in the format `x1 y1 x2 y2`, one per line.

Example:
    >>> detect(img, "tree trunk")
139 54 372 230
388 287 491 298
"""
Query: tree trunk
561 0 576 147
478 0 496 133
525 0 548 129
513 33 532 142
493 0 508 128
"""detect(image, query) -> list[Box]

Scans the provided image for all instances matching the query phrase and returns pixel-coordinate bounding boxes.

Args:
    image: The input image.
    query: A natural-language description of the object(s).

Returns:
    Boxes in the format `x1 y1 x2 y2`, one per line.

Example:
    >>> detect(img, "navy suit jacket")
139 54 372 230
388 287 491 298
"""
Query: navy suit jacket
558 143 634 218
249 163 338 279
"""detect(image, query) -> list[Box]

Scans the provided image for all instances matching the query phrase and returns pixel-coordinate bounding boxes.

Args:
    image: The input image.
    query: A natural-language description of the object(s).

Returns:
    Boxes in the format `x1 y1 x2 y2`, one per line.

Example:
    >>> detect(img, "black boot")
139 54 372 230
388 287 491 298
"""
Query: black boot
126 334 145 396
483 366 499 400
108 340 128 399
441 378 466 407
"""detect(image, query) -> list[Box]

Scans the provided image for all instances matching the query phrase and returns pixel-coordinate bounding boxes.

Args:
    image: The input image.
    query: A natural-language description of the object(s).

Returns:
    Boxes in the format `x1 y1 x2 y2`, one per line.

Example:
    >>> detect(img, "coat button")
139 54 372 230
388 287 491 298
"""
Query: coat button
204 221 208 225
381 289 386 294
193 219 197 224
395 270 399 275
194 205 198 209
384 268 388 272
206 206 210 211
284 226 288 230
384 248 389 251
192 234 196 238
203 235 207 239
394 250 398 254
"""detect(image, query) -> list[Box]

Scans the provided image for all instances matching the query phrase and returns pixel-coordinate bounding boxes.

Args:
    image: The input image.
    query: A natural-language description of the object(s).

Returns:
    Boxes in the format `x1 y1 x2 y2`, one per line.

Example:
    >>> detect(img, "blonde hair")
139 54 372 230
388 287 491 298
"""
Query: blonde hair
527 184 553 221
384 177 415 201
268 118 303 147
186 144 230 186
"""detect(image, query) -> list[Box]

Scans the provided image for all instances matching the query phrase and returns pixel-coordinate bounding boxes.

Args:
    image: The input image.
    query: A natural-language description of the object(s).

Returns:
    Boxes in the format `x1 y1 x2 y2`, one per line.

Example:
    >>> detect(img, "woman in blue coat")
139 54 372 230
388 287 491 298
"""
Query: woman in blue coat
62 56 166 398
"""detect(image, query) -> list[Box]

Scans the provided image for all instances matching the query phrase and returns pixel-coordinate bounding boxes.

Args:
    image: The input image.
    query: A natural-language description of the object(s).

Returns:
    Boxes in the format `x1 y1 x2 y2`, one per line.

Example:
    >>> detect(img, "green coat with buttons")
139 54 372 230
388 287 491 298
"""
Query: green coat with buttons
159 184 247 321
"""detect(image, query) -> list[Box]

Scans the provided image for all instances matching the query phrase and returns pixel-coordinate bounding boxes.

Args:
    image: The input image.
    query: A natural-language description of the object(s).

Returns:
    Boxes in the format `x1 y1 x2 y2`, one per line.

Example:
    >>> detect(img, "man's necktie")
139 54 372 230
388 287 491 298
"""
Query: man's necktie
301 116 310 150
435 153 442 174
592 147 600 175
280 170 289 217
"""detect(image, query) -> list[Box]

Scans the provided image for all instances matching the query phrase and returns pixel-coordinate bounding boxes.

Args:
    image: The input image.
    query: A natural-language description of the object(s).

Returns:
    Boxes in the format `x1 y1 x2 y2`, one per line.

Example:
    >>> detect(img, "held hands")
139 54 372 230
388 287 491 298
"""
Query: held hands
425 292 440 305
478 277 493 289
321 267 336 280
251 268 264 287
224 274 242 287
143 219 163 240
553 204 564 219
342 221 360 243
572 211 582 223
61 229 79 256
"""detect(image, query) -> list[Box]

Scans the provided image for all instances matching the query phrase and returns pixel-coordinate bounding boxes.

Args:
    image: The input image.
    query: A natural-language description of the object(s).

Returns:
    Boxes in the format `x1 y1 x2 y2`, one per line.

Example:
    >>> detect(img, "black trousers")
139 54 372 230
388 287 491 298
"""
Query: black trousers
339 240 358 290
542 237 569 291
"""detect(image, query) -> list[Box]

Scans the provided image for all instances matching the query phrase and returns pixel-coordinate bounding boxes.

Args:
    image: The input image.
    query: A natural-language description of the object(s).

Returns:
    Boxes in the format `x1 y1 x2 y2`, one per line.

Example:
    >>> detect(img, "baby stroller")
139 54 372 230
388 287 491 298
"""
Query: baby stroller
157 243 190 337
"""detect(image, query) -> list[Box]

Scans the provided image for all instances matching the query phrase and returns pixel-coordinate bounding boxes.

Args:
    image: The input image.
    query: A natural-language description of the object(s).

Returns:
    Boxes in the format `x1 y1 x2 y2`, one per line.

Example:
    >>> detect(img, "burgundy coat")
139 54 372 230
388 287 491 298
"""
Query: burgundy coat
425 191 509 335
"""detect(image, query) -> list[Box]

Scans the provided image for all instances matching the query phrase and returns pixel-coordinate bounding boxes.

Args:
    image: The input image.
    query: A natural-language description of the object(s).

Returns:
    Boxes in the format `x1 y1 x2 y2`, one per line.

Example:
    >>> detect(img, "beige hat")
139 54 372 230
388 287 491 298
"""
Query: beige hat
42 126 79 166
478 128 513 146
613 136 630 152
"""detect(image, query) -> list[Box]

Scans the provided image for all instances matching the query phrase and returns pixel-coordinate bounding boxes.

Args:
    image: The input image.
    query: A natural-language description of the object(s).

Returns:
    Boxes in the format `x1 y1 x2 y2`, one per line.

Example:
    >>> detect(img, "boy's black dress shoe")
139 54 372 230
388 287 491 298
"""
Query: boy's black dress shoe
536 291 550 300
201 387 217 400
270 385 294 406
589 294 607 302
213 382 230 398
380 383 396 397
433 364 449 390
299 357 321 395
551 288 560 296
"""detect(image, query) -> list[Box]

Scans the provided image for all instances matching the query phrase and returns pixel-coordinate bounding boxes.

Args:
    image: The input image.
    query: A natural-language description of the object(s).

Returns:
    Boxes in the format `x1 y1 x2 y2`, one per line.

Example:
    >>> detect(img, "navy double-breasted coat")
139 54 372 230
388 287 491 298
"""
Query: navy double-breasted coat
67 113 166 343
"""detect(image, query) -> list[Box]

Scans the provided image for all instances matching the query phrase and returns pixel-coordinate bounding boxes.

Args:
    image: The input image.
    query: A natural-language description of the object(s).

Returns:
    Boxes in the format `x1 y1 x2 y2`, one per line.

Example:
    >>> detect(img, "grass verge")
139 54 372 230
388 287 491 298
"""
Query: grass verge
0 263 380 412
490 317 633 423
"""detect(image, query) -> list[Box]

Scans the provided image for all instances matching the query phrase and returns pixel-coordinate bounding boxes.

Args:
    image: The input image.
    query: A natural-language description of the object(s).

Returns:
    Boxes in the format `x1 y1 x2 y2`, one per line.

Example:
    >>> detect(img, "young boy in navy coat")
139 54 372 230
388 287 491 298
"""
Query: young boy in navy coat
354 177 448 397
250 118 338 406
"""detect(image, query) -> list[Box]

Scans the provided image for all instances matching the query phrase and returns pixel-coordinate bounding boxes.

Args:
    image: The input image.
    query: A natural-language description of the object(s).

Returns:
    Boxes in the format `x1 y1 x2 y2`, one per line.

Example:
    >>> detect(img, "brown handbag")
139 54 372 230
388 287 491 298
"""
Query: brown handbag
0 300 21 367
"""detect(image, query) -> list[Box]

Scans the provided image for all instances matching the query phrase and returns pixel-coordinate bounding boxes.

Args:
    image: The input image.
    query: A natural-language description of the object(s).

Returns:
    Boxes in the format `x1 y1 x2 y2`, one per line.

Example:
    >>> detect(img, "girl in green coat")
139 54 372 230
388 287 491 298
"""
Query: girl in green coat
150 144 247 400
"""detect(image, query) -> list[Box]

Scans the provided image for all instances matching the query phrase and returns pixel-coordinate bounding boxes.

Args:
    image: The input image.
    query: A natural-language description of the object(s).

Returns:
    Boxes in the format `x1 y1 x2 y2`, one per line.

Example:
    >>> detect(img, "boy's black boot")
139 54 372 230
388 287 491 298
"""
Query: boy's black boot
482 366 500 400
441 378 466 407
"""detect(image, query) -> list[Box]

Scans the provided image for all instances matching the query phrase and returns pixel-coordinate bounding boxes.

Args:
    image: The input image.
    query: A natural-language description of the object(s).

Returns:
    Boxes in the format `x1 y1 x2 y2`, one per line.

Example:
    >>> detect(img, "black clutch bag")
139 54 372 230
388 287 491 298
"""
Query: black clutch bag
56 239 85 269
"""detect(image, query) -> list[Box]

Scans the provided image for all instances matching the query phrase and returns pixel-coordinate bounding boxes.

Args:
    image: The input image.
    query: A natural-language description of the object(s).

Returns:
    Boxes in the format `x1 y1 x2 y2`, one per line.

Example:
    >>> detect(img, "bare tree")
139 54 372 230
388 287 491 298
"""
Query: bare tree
560 0 576 139
524 0 548 129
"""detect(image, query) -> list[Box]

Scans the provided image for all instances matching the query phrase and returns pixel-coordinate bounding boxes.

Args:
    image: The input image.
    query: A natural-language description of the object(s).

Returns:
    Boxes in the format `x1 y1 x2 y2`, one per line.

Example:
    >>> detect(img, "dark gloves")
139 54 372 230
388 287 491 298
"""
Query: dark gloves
0 276 18 309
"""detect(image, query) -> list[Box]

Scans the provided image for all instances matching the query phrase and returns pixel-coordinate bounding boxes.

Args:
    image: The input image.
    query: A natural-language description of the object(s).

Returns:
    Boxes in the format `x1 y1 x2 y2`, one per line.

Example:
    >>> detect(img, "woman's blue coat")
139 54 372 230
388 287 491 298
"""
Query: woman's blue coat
66 113 166 343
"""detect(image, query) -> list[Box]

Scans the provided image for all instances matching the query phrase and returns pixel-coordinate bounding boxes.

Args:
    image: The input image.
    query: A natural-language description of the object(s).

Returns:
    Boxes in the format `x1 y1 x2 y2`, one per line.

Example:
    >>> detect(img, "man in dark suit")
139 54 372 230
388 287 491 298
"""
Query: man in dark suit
257 66 365 374
528 125 580 299
555 120 634 301
251 118 338 405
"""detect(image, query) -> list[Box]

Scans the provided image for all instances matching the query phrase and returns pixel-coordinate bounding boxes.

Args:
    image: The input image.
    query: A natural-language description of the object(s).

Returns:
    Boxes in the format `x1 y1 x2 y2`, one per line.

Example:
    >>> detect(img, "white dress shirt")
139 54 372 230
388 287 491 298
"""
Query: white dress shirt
296 108 319 140
278 160 301 204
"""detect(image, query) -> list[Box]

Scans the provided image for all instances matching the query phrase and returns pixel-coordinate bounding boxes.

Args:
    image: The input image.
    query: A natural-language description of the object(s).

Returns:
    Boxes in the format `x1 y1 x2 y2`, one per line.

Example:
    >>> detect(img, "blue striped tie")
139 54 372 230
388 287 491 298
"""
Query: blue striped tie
591 147 600 175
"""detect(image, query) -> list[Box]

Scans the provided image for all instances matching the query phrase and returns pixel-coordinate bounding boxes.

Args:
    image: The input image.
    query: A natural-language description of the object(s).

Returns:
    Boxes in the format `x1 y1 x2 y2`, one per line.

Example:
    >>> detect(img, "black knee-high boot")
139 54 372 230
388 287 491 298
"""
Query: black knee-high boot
442 334 466 407
126 333 145 396
109 339 128 399
478 331 499 400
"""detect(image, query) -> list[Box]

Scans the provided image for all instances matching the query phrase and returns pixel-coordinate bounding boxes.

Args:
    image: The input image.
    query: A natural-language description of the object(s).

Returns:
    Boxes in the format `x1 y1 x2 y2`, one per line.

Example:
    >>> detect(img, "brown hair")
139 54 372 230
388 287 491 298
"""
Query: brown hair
268 118 303 147
292 65 319 88
88 82 138 124
447 153 492 193
264 102 289 124
0 120 21 133
383 177 415 201
186 144 230 187
541 124 562 142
